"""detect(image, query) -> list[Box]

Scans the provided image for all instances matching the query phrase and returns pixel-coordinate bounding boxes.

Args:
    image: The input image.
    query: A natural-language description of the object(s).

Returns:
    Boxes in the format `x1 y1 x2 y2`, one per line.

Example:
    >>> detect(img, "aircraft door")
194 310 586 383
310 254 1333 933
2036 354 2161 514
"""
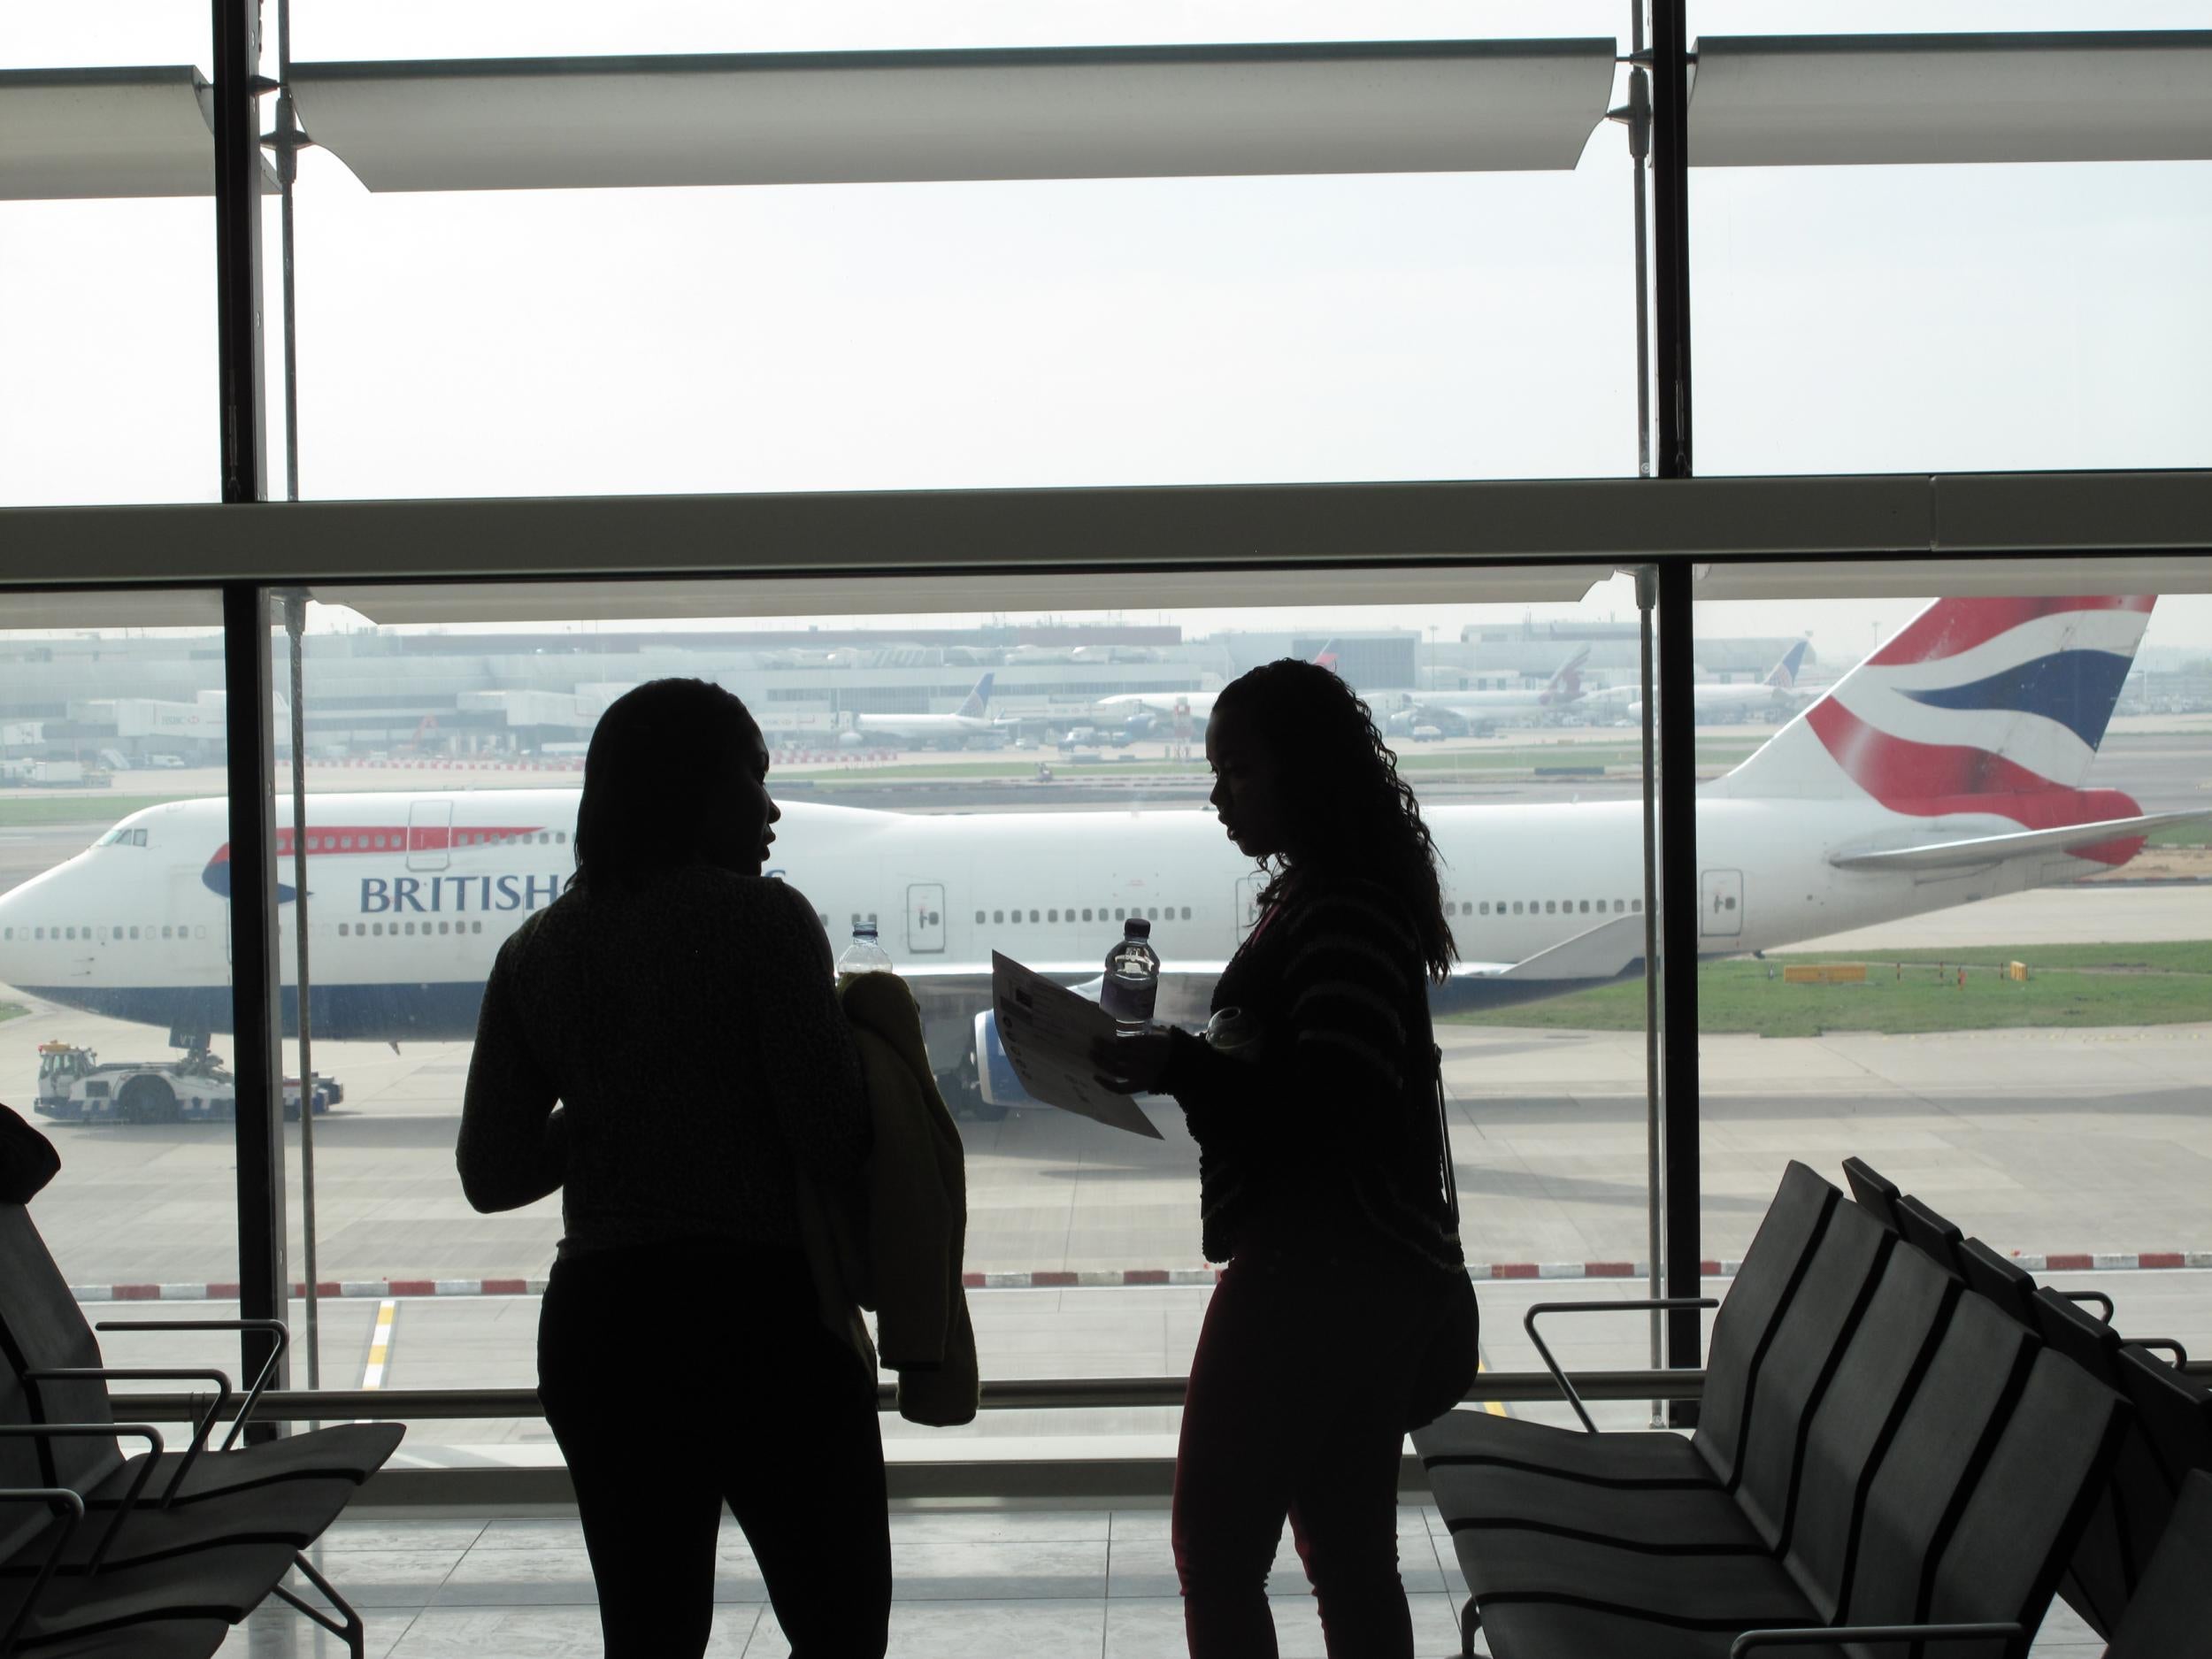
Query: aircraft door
906 882 946 955
1234 875 1263 941
1701 868 1743 939
408 800 453 872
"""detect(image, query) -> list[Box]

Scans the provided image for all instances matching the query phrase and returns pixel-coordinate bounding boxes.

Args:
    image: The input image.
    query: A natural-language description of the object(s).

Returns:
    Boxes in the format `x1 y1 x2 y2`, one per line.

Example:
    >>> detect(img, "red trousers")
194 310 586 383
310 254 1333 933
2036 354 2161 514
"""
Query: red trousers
1173 1232 1461 1658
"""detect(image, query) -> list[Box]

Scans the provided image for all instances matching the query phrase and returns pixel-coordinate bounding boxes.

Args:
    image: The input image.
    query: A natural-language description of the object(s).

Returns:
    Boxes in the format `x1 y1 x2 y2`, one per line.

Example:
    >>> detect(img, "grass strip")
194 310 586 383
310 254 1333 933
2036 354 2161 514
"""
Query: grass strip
1445 941 2212 1037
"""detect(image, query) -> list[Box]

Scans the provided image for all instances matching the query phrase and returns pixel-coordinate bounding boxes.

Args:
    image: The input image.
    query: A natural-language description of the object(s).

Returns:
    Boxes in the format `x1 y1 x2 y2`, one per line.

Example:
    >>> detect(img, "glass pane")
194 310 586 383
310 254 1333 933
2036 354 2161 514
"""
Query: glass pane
273 568 1663 1450
0 11 220 506
0 595 236 1333
1694 570 2212 1361
1688 5 2212 473
273 4 1644 496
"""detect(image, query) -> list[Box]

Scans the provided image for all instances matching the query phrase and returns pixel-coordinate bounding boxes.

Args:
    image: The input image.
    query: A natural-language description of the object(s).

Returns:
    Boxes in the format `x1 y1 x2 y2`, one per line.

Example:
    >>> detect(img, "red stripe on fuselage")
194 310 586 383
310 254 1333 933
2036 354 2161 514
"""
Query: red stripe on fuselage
206 826 545 865
1807 700 2143 864
1867 596 2153 668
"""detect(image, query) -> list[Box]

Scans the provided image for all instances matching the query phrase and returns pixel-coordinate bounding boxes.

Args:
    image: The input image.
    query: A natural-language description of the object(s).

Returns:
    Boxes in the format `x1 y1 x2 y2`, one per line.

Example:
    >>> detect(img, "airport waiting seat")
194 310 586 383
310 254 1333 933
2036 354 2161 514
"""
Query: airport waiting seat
1839 1156 1902 1233
1892 1192 1966 1278
2101 1468 2212 1659
2022 1286 2201 1641
0 1204 402 1509
1417 1160 1835 1501
0 1202 400 1656
1469 1284 2131 1659
1958 1236 2039 1323
1427 1189 1899 1566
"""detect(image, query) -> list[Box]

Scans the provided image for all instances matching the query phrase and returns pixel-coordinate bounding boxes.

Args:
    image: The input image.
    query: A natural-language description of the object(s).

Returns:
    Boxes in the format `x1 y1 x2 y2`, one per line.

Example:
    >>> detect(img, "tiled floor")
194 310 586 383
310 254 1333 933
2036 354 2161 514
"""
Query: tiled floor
215 1504 2109 1657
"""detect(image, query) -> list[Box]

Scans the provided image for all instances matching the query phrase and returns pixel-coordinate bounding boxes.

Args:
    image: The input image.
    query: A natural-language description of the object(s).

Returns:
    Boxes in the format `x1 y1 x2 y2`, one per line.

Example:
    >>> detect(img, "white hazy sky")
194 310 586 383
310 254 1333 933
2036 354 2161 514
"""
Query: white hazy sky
3 3 2208 657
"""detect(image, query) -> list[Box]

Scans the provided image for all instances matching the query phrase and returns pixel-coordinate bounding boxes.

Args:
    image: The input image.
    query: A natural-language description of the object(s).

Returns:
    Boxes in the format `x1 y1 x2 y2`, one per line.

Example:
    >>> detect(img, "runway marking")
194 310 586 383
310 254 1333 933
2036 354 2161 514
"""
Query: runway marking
1475 1353 1507 1418
359 1298 397 1391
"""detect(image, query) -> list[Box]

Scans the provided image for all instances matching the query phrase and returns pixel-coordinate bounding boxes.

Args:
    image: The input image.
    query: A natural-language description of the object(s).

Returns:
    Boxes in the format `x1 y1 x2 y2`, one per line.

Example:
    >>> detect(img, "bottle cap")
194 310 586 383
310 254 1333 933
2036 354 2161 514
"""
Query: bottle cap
1125 918 1151 938
854 923 878 939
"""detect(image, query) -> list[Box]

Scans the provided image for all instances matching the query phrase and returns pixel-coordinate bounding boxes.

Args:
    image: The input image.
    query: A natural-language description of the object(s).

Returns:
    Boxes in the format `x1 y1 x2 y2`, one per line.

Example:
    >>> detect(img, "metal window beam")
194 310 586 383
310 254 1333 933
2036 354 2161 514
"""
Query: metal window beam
0 472 2207 595
213 0 286 1415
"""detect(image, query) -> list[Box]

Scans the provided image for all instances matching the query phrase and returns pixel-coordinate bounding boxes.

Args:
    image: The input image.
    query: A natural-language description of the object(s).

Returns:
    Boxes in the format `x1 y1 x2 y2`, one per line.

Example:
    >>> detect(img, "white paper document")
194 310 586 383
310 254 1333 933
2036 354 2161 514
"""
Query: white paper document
990 952 1164 1139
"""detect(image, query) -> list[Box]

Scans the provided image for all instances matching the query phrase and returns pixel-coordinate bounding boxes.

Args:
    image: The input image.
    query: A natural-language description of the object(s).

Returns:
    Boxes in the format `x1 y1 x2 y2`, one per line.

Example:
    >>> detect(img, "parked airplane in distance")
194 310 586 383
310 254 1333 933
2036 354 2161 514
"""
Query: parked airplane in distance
1385 646 1591 733
1596 637 1812 725
1092 643 1339 734
0 598 2194 1114
841 672 1002 749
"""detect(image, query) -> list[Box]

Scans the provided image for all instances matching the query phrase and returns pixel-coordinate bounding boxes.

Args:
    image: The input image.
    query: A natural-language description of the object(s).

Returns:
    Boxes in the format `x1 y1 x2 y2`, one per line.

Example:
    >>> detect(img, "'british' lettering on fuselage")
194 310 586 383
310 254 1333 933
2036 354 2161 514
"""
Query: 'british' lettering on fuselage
359 874 562 914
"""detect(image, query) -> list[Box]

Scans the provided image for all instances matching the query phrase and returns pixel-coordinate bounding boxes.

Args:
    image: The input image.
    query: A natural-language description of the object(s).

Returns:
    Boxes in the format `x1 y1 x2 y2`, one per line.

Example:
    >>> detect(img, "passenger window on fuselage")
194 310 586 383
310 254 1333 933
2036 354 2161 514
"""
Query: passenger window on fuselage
1028 909 1040 923
1081 908 1093 922
1479 902 1490 916
472 922 483 933
338 924 349 937
1543 902 1555 914
1632 898 1643 911
1511 902 1524 915
992 910 1004 925
1048 909 1059 923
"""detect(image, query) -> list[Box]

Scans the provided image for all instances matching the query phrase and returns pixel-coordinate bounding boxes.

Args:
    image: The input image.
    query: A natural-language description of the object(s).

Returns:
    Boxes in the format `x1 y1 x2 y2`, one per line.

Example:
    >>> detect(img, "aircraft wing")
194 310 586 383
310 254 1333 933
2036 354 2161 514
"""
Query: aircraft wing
1480 911 1647 982
1827 810 2210 873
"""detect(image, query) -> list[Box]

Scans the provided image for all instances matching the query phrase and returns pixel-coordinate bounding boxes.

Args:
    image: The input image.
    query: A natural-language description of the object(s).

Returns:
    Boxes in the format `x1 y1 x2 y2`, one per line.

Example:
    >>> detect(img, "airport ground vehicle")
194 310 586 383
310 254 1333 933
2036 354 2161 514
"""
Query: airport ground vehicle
33 1040 337 1123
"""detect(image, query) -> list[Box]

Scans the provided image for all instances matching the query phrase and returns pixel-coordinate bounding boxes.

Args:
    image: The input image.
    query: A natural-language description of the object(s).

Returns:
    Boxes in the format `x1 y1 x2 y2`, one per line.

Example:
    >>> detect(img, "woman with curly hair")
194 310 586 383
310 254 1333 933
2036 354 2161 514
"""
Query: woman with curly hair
1096 657 1476 1659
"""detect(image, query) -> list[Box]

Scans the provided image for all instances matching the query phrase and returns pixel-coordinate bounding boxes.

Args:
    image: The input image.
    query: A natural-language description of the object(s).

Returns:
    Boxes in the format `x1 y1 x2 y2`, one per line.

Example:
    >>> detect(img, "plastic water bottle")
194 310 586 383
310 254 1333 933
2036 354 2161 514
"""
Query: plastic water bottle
836 922 894 979
1100 918 1160 1025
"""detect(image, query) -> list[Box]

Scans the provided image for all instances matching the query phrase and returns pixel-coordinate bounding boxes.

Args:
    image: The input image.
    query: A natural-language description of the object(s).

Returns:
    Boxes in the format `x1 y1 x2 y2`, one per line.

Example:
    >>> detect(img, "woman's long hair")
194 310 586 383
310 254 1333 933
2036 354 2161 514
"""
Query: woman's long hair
1213 658 1456 981
571 679 761 893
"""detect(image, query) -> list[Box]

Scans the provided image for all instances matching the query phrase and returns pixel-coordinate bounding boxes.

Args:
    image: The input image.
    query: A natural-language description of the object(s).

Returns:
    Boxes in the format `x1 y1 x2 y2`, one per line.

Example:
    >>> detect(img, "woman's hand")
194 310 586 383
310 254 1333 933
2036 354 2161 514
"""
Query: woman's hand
1091 1027 1174 1095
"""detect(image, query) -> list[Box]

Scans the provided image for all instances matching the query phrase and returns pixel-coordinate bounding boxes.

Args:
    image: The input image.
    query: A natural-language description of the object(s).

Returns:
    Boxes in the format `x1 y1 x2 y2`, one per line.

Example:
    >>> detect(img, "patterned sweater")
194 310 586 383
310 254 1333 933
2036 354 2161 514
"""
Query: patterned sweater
458 864 871 1258
1159 872 1463 1275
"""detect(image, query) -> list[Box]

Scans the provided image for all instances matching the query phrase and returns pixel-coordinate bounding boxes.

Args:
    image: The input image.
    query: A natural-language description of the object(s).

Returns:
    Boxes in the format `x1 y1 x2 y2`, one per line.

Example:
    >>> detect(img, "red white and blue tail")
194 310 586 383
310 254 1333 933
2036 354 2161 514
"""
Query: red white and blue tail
1712 597 2157 849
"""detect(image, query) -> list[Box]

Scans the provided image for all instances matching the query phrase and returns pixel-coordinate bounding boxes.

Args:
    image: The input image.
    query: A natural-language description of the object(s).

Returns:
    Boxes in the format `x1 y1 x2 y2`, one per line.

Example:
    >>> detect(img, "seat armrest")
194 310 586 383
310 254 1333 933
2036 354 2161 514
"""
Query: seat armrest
2124 1337 2189 1367
0 1486 84 1654
1523 1298 1718 1434
1731 1622 2023 1656
25 1367 233 1504
98 1317 288 1451
2055 1288 2115 1323
0 1425 163 1571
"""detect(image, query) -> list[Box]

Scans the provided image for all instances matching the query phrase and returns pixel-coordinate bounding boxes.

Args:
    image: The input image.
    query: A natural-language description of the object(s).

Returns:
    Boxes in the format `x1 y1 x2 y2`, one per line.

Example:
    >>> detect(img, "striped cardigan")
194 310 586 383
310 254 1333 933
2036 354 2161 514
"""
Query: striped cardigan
1159 872 1463 1275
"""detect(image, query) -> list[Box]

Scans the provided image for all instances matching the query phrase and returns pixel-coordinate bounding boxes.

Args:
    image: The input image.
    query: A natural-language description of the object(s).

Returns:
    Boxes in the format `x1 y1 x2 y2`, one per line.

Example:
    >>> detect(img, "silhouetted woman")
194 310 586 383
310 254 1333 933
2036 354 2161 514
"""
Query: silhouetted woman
460 680 886 1659
1096 658 1472 1659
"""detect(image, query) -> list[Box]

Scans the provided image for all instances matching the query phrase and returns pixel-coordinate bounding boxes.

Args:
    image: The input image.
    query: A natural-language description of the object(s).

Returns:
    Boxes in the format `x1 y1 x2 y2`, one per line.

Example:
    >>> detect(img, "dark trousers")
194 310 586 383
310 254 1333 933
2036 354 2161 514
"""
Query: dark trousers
539 1241 890 1659
1173 1234 1456 1659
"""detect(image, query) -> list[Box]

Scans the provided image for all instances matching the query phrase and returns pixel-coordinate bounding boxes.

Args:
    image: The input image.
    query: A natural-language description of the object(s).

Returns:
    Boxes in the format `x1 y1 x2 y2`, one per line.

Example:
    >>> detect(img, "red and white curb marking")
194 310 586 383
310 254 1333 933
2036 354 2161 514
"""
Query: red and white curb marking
67 1250 2212 1304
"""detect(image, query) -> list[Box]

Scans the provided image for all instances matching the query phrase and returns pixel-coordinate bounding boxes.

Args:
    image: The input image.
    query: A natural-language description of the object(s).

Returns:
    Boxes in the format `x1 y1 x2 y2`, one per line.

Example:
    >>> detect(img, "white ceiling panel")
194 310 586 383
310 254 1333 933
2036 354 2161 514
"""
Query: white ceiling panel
289 40 1619 194
1691 32 2212 167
